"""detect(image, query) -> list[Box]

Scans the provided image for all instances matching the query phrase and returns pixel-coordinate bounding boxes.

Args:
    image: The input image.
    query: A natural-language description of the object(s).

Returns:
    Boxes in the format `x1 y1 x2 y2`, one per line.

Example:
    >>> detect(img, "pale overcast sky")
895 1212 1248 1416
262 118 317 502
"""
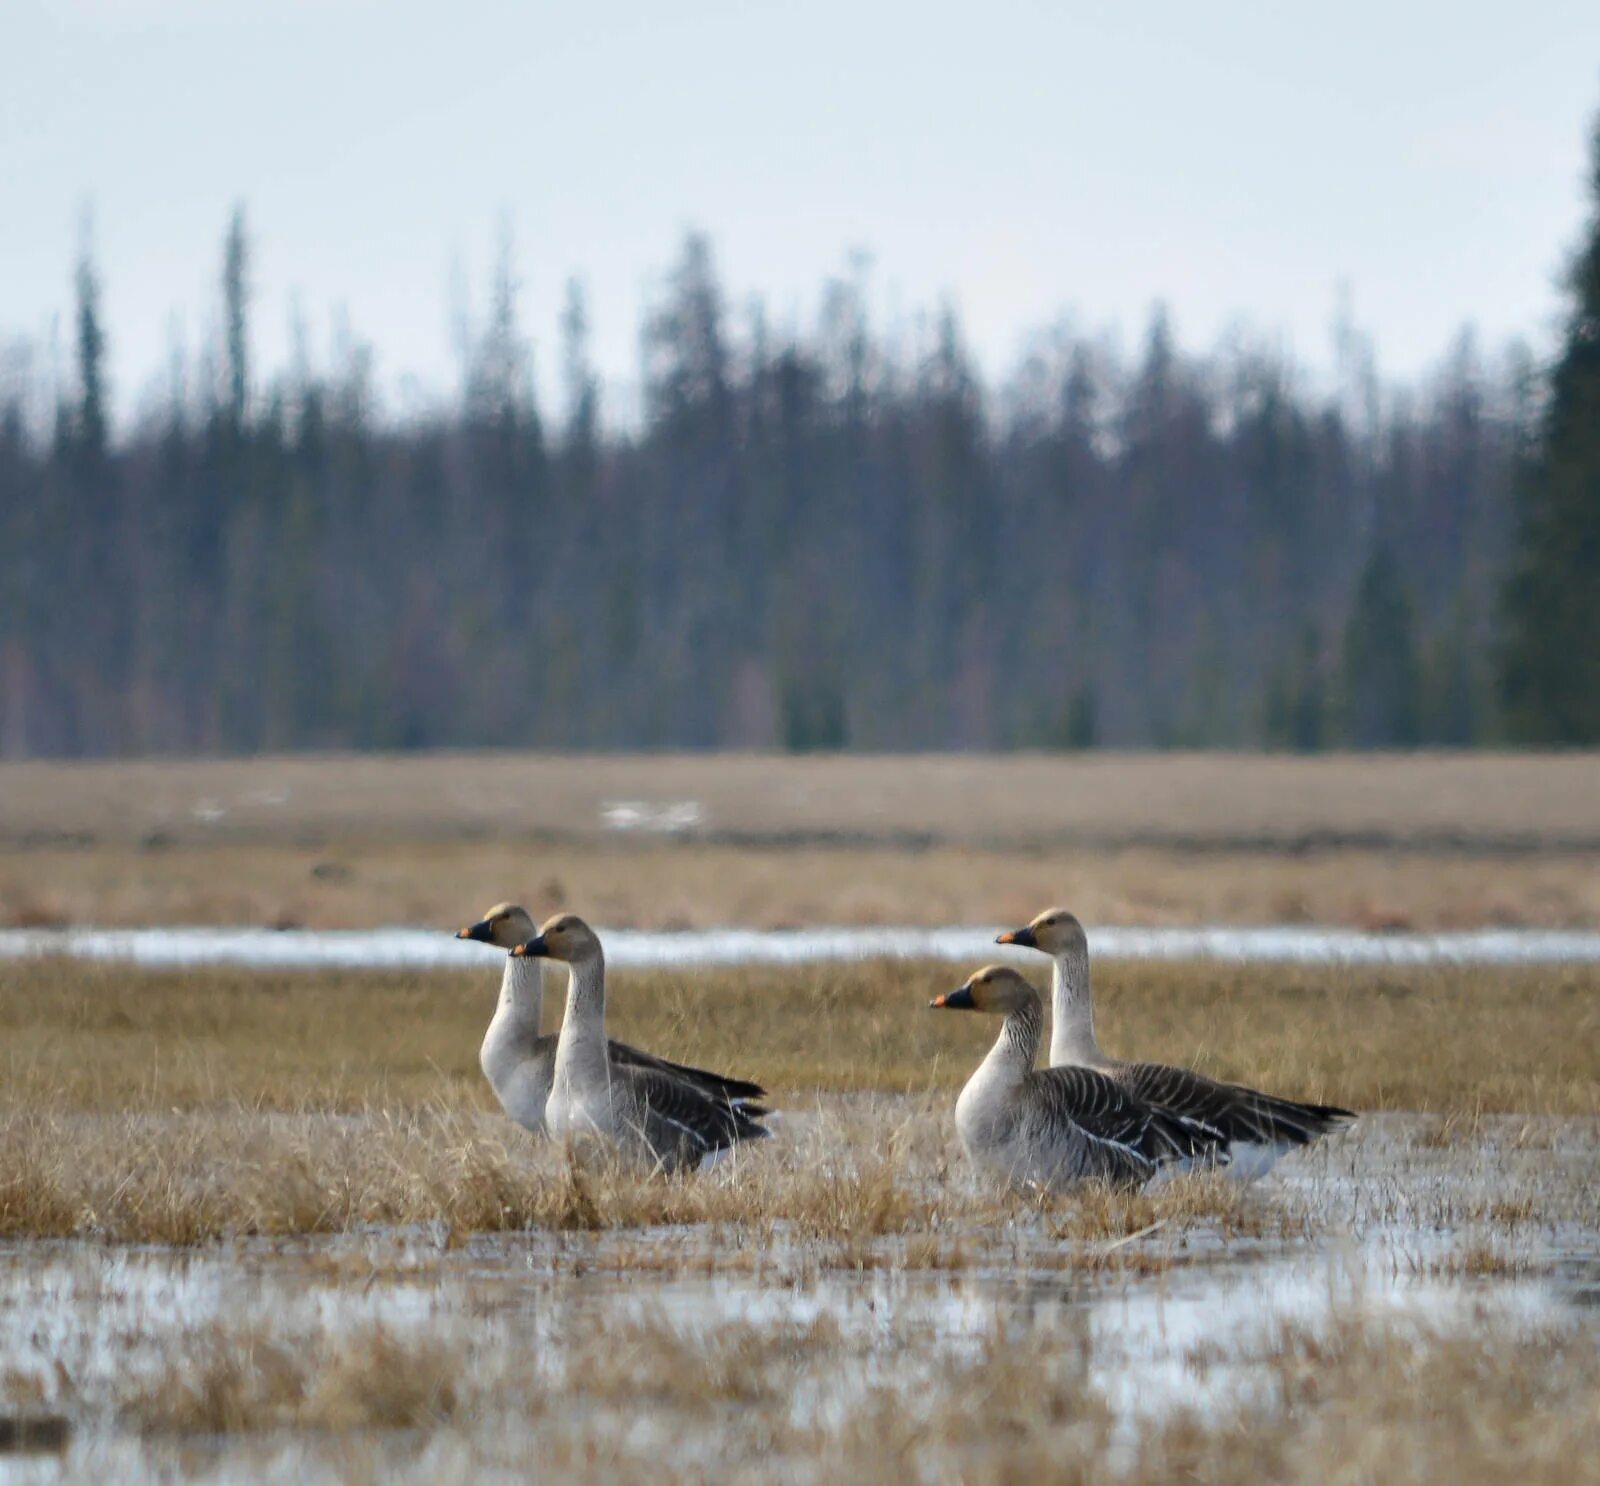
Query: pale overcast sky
4 0 1598 425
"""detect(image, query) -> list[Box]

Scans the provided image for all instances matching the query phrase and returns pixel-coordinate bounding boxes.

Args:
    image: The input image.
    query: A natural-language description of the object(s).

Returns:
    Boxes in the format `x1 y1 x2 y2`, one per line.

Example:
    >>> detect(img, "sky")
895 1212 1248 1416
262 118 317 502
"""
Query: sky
4 0 1599 428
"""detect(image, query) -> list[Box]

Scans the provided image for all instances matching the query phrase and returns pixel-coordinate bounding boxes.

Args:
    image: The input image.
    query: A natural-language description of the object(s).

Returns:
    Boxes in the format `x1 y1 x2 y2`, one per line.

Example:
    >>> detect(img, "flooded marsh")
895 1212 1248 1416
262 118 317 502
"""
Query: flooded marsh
1 1108 1598 1481
1 952 1597 1478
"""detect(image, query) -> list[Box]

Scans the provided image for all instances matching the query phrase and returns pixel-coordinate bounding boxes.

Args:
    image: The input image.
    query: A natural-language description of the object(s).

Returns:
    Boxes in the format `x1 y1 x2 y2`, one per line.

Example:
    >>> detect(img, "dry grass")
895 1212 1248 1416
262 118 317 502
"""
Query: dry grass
839 1308 1600 1486
4 750 1600 932
1129 1312 1600 1486
0 952 1594 1243
552 1314 848 1413
71 1311 852 1452
7 750 1599 849
8 838 1600 932
2 954 1595 1116
474 1305 1600 1485
124 1324 461 1436
1 1096 1274 1248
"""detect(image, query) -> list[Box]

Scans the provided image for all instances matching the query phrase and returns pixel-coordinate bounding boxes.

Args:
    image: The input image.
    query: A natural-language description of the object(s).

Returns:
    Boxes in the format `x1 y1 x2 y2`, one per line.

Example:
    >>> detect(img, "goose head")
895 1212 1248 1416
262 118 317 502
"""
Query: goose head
930 964 1041 1015
511 912 603 965
456 902 538 951
996 907 1087 957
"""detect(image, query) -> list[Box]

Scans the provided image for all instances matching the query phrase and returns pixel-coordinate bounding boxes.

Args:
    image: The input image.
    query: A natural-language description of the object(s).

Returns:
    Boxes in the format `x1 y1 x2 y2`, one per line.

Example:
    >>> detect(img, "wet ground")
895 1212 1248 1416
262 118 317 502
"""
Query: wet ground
1 1110 1595 1481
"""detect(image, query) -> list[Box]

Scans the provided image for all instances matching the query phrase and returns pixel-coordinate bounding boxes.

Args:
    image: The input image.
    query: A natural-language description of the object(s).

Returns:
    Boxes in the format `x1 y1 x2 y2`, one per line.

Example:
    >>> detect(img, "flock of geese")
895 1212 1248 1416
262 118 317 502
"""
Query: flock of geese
456 903 1355 1187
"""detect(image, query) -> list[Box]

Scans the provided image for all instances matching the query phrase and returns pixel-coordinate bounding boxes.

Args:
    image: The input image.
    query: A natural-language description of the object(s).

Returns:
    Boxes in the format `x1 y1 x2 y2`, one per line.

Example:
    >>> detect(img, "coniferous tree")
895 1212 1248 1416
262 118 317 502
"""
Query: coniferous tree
0 224 1532 756
62 229 118 751
560 278 599 458
1499 111 1600 743
222 206 250 435
1343 542 1420 748
1263 624 1328 752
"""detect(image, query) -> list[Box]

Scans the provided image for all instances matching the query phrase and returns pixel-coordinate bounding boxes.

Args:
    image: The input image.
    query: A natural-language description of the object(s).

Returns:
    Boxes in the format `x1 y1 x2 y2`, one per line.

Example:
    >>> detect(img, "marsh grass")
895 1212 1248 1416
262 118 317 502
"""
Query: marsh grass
738 1310 1600 1485
0 1088 1288 1248
102 1312 851 1454
23 1296 1596 1483
1154 1311 1600 1486
121 1323 462 1436
3 954 1594 1114
10 839 1600 934
0 952 1594 1243
119 1308 1599 1484
4 1124 1596 1481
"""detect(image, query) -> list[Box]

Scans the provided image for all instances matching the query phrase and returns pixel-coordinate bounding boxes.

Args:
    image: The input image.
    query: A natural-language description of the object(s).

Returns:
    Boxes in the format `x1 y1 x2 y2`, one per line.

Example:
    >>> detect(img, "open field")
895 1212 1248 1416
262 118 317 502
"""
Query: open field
3 955 1596 1123
2 953 1598 1477
3 750 1600 931
9 751 1600 850
9 839 1600 933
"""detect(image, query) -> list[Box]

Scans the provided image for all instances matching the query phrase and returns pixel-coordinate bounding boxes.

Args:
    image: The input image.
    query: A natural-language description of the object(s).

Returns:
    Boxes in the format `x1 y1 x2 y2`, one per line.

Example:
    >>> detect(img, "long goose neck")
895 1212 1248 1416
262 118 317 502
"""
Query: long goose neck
978 998 1043 1082
553 952 609 1080
1049 945 1107 1066
494 954 545 1033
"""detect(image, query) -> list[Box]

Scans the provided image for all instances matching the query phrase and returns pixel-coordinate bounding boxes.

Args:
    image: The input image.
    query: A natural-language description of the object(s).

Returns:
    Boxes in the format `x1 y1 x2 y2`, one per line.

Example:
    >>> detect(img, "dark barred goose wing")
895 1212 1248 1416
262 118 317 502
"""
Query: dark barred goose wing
608 1040 768 1113
1117 1061 1354 1150
620 1064 772 1172
1028 1065 1228 1184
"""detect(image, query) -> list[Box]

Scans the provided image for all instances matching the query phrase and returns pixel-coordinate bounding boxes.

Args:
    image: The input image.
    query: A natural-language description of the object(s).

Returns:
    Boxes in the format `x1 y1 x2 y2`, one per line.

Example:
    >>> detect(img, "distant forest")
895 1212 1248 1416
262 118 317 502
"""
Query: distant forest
0 215 1551 755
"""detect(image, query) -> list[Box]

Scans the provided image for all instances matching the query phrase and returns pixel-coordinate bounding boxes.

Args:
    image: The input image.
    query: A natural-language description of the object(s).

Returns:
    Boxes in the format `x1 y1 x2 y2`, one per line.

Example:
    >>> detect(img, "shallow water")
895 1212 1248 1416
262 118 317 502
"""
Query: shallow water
4 921 1600 970
0 1115 1596 1481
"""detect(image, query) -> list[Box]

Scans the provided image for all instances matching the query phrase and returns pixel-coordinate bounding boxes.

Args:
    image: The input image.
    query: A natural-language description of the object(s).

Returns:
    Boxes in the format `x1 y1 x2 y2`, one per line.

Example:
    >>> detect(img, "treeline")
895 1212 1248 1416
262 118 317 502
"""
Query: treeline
0 214 1540 756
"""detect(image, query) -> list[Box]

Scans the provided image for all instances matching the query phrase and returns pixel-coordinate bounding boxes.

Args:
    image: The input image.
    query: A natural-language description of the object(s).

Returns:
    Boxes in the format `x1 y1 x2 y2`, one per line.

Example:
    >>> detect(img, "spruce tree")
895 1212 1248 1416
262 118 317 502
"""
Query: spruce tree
1343 542 1420 748
1499 109 1600 742
73 238 108 465
222 205 250 434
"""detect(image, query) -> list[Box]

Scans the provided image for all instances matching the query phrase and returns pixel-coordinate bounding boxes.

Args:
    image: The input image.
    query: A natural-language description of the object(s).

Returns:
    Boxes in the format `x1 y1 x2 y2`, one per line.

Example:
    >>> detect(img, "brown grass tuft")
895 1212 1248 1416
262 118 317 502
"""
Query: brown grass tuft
124 1324 461 1436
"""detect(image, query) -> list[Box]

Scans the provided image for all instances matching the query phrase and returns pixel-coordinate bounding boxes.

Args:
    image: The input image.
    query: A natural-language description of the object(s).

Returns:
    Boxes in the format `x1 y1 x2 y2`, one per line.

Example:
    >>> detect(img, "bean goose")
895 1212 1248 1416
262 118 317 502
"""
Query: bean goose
509 914 770 1172
998 908 1355 1177
456 903 766 1136
930 965 1226 1189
